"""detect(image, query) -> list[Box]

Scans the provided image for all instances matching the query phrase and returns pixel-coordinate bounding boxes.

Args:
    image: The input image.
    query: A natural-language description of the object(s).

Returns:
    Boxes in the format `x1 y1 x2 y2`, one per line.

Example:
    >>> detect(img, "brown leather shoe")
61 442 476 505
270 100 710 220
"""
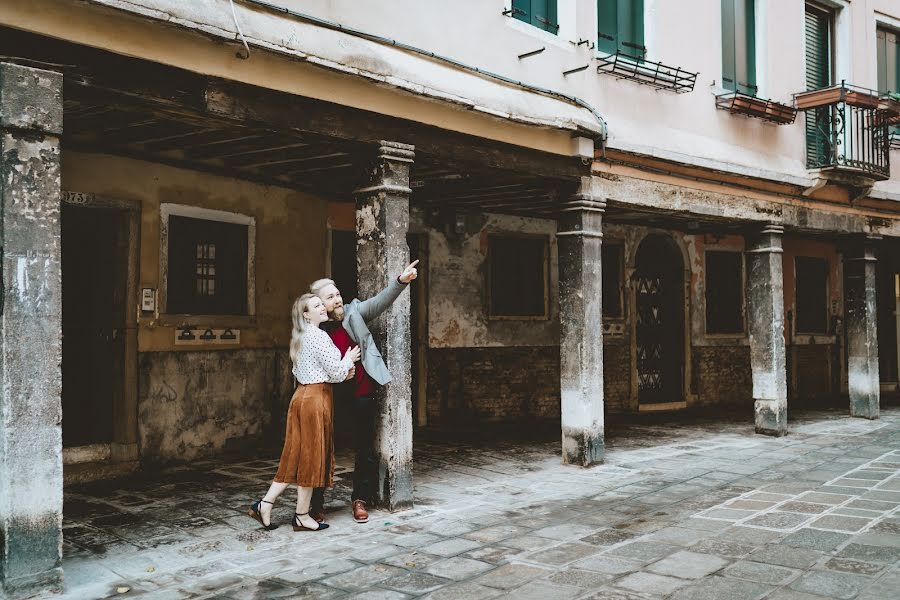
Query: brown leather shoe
352 500 369 523
310 508 326 524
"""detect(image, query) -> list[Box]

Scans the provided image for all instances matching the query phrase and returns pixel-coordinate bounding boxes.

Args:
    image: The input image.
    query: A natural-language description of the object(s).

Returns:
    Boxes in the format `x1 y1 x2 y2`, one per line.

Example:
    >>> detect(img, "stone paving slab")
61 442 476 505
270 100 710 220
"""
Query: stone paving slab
50 407 900 600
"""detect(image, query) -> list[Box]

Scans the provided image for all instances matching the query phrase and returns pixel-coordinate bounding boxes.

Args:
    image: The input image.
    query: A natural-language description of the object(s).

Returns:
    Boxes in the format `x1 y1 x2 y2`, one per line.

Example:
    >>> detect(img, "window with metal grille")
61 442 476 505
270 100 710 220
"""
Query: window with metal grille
705 251 745 334
721 0 756 95
167 215 249 315
597 0 645 59
602 244 624 318
512 0 558 34
795 256 829 334
487 235 549 318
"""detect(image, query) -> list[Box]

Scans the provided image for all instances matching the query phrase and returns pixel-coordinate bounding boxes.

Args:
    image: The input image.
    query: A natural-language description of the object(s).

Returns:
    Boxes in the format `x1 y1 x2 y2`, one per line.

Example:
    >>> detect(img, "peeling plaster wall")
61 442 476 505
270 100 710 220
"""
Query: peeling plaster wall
428 213 559 349
61 152 328 462
425 212 558 422
138 349 292 461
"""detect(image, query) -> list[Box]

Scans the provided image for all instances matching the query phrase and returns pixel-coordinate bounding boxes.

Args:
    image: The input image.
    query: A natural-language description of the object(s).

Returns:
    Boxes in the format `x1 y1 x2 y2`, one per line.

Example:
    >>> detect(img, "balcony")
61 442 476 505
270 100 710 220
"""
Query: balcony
794 83 892 183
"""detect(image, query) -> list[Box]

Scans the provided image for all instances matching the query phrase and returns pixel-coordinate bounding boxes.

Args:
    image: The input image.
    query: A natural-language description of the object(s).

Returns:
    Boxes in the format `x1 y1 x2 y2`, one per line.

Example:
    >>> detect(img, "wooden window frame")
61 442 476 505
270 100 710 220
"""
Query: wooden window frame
159 203 256 326
486 233 550 321
704 250 747 336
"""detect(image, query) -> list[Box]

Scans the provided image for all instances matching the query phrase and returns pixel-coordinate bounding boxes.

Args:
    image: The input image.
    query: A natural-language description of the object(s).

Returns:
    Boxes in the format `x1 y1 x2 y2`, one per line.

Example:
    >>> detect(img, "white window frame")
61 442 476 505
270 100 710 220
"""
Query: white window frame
159 203 257 319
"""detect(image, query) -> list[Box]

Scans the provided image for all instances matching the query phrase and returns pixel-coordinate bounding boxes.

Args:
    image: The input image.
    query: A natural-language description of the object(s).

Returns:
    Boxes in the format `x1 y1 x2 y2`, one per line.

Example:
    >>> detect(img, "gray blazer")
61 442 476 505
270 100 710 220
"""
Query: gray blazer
341 278 408 386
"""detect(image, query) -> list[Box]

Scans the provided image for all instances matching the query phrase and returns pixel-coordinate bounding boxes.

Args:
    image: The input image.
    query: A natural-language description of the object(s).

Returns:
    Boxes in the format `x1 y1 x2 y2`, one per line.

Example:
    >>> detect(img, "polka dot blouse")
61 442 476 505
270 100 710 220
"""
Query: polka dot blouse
293 326 355 385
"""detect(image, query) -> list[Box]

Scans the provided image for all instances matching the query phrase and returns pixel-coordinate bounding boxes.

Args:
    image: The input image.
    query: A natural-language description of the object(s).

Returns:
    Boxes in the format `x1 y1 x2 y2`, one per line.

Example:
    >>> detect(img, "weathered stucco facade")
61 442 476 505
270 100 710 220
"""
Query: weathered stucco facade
1 0 900 596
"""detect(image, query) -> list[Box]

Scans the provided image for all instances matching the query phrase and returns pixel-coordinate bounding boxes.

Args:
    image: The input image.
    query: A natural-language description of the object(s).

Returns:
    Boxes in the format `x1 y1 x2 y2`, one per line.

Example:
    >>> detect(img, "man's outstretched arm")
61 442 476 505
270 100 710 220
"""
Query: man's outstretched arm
356 260 418 323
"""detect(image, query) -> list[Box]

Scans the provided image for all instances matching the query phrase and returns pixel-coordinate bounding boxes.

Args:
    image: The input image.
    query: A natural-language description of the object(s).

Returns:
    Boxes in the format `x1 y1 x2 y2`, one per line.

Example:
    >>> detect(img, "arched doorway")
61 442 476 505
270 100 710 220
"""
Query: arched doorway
634 235 685 405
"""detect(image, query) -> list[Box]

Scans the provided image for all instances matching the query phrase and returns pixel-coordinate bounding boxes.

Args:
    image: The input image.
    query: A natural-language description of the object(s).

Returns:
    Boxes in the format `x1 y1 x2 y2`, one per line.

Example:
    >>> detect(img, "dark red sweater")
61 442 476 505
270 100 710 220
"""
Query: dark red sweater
326 324 374 397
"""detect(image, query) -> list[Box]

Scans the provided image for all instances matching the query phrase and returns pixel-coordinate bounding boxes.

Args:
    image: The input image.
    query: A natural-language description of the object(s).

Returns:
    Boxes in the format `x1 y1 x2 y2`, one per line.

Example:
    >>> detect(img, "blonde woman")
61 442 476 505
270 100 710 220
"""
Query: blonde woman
249 293 360 532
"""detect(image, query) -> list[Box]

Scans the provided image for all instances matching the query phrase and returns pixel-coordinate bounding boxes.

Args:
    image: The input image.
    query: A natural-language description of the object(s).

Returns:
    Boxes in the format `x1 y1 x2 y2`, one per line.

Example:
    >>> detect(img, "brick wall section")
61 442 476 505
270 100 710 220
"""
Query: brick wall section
426 347 560 423
426 344 759 422
603 342 632 412
693 345 753 406
426 343 638 424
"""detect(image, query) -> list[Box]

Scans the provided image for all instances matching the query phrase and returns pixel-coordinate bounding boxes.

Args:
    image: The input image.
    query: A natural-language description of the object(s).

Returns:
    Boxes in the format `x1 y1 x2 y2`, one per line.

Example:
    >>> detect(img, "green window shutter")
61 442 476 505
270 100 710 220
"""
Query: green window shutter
722 0 755 95
805 5 832 90
513 0 530 25
598 0 643 58
736 0 756 95
618 0 644 58
805 4 833 168
598 0 618 54
721 0 737 91
877 28 900 136
514 0 557 34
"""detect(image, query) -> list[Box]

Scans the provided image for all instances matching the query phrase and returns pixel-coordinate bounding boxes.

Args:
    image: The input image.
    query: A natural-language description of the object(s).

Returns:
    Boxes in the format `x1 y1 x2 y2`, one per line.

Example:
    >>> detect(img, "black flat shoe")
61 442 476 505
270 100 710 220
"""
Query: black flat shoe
293 512 330 532
248 499 278 530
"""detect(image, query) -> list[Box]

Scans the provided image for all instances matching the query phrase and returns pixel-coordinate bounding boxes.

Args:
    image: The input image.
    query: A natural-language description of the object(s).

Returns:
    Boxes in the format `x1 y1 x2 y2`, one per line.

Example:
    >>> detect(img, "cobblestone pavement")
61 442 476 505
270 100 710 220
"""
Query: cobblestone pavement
55 407 900 600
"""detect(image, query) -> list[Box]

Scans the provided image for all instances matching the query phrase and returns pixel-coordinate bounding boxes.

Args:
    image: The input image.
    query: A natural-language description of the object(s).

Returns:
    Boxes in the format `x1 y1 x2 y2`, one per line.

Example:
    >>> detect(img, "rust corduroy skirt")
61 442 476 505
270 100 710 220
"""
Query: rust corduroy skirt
273 383 334 487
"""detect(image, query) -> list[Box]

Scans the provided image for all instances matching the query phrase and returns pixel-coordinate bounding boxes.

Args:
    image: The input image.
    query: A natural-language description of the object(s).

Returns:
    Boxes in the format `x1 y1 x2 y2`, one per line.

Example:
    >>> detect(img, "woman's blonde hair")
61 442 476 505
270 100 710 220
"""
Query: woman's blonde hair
289 293 316 364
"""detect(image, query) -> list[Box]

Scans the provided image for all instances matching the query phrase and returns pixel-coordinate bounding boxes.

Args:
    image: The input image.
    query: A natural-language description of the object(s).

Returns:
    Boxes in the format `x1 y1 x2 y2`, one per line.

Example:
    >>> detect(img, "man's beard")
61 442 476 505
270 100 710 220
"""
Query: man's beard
328 306 345 321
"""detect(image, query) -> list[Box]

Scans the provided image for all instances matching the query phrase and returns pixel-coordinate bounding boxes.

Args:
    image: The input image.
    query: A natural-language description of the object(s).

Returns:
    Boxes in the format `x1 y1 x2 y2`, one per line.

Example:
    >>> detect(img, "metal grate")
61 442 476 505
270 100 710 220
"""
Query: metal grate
715 91 797 124
596 51 697 93
805 102 890 179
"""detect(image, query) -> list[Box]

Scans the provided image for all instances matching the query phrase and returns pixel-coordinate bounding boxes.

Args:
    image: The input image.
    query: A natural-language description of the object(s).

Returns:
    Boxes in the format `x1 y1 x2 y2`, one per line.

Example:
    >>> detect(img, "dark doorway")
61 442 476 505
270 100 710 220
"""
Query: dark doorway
329 228 358 449
634 235 685 405
330 229 358 303
877 241 900 396
62 204 126 448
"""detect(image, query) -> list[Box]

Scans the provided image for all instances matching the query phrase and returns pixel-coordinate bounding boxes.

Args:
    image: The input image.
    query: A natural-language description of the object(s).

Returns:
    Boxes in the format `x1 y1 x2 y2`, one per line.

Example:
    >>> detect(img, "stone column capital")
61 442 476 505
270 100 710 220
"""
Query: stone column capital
376 140 415 163
558 177 605 239
354 141 415 198
842 233 881 262
746 223 784 254
0 62 63 136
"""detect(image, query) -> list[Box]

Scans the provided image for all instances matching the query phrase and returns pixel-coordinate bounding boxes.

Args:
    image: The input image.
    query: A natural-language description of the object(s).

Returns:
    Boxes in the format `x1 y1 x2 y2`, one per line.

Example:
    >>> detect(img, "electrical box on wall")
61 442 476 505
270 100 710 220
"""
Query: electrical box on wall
141 288 156 312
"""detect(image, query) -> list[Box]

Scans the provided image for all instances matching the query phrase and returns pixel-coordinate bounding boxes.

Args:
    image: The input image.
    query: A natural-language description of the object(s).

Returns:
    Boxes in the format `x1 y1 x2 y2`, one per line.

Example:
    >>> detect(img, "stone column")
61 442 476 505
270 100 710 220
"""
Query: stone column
0 63 64 596
844 235 880 419
354 141 414 511
746 224 788 436
557 176 605 466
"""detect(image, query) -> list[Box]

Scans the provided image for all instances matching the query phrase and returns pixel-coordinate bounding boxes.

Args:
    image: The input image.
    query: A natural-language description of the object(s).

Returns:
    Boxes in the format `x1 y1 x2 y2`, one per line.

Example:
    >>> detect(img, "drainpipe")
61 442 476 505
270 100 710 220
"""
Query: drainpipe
233 0 608 149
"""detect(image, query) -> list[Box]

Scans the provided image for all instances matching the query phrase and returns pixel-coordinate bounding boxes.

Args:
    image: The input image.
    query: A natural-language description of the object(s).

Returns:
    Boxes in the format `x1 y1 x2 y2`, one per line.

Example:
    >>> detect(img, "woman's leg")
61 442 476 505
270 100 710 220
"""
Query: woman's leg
295 486 325 530
258 481 289 525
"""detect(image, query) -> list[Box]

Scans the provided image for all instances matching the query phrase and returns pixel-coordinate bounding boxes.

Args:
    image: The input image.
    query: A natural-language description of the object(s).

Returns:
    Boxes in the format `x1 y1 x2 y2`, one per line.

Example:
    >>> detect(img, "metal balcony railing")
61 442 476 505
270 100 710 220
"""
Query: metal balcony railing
795 84 891 181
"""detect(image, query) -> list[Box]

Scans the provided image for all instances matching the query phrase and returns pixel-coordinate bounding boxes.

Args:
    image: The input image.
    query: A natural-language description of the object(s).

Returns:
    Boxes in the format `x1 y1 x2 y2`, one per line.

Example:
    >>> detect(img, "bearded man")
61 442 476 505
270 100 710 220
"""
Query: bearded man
309 260 418 523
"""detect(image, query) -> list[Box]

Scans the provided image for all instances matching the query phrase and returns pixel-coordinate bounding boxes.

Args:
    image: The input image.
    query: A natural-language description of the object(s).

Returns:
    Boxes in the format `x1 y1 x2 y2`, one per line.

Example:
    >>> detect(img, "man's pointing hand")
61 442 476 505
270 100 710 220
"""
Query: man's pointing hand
399 260 419 284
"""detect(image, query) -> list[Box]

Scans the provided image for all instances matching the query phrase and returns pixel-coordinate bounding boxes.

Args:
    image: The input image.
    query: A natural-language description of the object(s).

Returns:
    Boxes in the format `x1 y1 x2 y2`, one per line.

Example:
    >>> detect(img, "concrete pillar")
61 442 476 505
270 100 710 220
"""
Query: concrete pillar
0 63 64 597
557 177 605 466
746 224 788 436
844 235 880 419
354 141 414 511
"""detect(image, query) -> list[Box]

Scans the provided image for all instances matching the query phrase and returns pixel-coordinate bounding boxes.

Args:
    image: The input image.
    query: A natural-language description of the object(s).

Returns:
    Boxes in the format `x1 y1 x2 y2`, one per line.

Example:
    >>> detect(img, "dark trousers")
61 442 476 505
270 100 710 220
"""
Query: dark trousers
312 394 377 509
